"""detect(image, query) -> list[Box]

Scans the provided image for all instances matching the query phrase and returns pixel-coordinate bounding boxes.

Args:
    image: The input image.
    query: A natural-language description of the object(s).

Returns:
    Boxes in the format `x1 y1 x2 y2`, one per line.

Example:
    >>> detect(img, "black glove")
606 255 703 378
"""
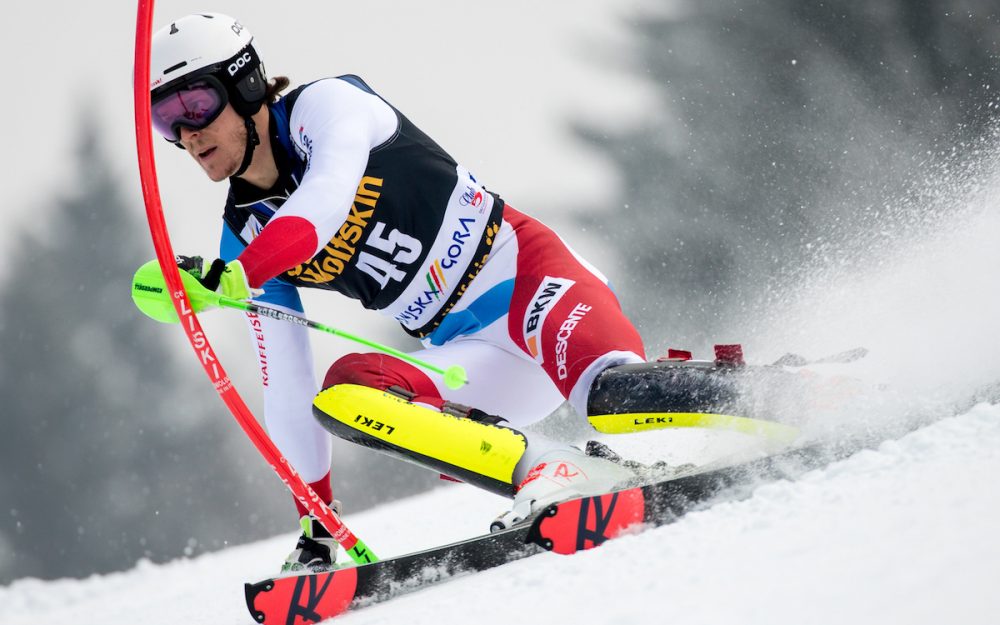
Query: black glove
175 255 228 290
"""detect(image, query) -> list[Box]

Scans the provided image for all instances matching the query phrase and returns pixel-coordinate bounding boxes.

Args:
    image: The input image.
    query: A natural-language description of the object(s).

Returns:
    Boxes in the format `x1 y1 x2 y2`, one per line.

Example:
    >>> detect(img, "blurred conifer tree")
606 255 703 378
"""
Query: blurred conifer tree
0 114 284 582
579 0 999 353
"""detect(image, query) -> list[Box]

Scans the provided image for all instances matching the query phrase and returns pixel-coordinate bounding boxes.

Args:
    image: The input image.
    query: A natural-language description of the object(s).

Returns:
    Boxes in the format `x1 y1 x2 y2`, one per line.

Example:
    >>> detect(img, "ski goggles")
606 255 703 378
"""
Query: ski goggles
150 75 229 143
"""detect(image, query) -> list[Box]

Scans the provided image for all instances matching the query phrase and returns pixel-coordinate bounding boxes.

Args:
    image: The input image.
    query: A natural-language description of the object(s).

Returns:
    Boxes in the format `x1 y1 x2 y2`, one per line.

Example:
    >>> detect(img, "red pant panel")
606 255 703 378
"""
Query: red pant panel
323 352 445 409
504 206 646 398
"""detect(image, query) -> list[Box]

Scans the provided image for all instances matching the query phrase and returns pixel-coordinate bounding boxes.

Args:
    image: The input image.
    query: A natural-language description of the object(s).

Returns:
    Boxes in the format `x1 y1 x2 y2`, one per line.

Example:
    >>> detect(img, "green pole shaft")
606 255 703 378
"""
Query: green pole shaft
217 297 458 381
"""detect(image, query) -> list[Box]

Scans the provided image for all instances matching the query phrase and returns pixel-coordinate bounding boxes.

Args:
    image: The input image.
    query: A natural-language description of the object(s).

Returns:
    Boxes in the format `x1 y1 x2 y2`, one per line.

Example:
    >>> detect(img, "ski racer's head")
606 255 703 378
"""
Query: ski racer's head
149 13 285 182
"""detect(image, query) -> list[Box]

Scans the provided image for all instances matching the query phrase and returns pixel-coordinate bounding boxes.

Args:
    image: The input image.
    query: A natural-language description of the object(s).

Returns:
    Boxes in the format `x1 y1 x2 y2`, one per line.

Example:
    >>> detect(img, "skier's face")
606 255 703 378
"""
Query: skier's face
177 104 248 182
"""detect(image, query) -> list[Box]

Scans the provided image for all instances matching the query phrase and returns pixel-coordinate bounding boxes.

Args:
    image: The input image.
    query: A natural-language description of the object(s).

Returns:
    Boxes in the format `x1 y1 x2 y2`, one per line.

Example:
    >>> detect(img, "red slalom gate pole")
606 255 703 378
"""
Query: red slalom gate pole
132 0 375 564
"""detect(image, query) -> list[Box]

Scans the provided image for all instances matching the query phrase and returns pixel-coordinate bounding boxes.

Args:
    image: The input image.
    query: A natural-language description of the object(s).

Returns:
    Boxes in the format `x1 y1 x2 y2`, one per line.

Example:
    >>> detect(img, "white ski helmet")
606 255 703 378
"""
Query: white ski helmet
150 13 268 130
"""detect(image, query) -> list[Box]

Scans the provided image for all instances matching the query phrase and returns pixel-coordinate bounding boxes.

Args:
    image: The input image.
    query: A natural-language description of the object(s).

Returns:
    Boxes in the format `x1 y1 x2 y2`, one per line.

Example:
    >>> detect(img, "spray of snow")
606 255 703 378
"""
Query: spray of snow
733 129 1000 441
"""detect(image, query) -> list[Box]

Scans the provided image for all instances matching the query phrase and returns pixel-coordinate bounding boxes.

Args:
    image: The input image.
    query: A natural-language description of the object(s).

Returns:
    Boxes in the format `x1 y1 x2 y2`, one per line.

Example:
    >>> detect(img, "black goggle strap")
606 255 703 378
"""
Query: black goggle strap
231 115 261 178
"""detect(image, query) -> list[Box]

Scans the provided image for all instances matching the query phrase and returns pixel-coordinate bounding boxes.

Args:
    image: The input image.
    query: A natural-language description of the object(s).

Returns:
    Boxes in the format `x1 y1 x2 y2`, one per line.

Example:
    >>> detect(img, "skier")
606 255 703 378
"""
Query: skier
149 13 650 572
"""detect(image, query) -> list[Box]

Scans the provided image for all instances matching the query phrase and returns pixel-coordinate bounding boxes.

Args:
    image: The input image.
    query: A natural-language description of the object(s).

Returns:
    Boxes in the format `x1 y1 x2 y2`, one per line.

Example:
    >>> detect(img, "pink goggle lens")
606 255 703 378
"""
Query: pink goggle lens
151 81 226 142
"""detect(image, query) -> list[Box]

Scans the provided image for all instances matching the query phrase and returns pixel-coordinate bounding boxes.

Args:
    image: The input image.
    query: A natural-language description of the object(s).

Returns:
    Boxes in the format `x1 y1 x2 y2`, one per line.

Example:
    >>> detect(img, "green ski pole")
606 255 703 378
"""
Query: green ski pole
131 260 468 390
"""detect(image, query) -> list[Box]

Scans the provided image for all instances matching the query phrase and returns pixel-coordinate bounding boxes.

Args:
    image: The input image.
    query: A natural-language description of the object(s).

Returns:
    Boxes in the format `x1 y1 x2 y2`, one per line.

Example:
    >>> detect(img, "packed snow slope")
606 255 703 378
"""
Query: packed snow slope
2 401 998 625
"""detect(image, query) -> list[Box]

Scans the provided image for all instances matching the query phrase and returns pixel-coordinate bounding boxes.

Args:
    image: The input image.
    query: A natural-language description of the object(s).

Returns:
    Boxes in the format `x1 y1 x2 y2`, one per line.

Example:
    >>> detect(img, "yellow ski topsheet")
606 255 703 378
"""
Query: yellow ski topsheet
313 384 527 484
588 411 800 443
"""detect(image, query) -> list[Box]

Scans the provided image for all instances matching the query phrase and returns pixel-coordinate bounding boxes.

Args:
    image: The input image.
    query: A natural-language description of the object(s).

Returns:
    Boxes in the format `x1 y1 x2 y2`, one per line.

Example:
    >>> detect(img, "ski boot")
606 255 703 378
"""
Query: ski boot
281 500 343 574
490 447 636 532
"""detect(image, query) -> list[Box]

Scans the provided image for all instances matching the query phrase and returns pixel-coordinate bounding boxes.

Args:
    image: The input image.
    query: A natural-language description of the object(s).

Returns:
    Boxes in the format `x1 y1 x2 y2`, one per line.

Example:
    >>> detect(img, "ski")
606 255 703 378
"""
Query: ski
245 523 543 624
244 442 830 623
526 442 829 554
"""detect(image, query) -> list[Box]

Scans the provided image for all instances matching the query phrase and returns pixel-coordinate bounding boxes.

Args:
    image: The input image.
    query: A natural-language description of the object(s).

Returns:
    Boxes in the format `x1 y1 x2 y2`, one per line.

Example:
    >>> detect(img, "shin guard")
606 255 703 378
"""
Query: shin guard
313 385 527 497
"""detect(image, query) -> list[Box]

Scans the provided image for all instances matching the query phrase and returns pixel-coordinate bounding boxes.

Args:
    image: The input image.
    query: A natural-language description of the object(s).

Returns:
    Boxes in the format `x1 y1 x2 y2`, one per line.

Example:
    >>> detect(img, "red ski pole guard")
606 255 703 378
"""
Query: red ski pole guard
132 0 372 562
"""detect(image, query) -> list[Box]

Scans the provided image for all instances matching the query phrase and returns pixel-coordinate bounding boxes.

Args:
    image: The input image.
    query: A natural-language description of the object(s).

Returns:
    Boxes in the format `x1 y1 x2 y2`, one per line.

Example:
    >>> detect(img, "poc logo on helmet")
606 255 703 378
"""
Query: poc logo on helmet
228 52 252 76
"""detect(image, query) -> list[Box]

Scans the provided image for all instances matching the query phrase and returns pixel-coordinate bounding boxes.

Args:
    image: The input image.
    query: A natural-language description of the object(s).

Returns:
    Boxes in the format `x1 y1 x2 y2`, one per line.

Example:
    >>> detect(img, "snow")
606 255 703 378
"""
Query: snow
2 403 998 625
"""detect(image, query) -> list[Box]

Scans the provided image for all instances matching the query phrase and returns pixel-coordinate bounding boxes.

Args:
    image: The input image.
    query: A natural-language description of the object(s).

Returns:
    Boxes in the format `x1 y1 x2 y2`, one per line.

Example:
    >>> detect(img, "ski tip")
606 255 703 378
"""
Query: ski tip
244 579 275 624
245 568 359 624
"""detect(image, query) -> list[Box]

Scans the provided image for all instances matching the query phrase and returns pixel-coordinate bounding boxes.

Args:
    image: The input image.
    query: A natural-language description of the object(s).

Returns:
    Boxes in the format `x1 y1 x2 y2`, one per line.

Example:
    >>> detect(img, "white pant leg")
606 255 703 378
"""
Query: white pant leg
406 335 576 487
406 335 565 428
400 210 647 487
245 305 332 483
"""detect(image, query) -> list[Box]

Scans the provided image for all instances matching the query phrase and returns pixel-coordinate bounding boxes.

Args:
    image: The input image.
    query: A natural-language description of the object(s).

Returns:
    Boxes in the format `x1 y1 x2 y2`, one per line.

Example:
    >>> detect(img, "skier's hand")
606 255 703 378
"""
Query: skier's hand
132 257 260 324
176 255 259 302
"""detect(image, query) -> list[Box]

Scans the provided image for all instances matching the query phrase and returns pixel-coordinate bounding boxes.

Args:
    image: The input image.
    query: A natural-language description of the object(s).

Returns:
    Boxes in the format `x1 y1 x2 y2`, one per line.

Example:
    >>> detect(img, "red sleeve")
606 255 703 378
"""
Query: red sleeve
237 216 319 288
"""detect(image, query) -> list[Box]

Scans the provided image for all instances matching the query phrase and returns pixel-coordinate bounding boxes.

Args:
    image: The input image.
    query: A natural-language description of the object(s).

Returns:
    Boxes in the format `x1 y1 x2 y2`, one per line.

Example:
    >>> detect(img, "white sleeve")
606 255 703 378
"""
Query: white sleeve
244 305 332 483
268 78 398 255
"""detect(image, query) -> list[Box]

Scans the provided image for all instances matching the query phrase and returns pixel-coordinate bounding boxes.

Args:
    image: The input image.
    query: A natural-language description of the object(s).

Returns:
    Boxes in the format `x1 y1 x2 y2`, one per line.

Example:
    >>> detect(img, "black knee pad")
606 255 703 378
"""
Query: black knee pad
587 360 741 416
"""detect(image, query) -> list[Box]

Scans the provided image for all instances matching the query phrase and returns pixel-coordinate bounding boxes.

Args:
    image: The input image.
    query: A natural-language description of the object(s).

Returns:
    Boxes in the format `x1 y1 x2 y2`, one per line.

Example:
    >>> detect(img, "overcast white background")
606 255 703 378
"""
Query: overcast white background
0 1 667 260
0 1 671 382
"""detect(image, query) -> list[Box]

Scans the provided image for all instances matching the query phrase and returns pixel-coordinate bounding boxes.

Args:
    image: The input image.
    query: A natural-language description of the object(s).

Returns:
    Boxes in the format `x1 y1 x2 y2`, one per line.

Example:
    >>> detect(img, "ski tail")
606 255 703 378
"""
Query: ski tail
527 443 828 556
527 489 647 554
246 570 358 624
